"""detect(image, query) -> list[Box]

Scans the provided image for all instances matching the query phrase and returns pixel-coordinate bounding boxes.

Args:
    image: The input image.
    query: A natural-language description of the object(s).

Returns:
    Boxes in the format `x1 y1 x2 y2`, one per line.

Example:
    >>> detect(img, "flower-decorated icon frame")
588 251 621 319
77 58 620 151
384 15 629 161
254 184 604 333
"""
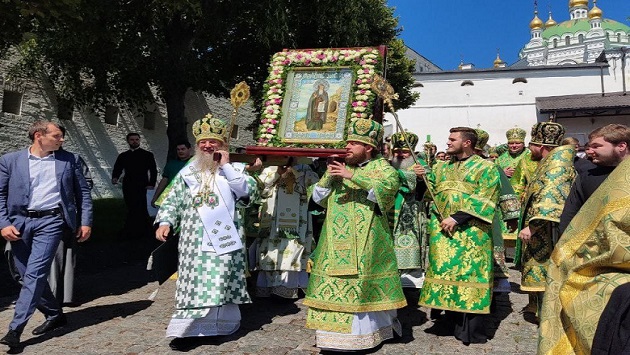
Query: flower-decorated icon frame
257 47 384 148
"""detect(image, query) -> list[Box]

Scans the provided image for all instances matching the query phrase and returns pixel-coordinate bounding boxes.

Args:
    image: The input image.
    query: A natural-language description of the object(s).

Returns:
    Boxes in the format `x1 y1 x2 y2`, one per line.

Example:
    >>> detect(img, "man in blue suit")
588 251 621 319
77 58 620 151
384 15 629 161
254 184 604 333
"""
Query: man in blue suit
0 120 93 349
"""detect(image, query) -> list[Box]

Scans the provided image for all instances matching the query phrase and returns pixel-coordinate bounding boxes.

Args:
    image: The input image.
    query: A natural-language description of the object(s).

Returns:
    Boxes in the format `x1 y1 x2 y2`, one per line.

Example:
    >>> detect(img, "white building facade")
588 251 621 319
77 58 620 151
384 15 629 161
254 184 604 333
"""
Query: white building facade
393 0 630 151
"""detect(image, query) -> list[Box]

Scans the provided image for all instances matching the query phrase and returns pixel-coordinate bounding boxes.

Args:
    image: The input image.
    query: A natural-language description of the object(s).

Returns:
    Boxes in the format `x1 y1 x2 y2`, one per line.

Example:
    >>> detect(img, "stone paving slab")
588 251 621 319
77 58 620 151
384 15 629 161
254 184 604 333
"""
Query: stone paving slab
0 264 537 354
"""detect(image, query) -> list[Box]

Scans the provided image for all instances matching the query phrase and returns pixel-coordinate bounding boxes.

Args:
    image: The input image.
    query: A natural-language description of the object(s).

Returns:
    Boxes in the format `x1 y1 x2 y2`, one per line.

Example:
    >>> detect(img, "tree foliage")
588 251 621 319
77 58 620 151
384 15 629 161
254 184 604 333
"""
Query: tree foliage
3 0 418 155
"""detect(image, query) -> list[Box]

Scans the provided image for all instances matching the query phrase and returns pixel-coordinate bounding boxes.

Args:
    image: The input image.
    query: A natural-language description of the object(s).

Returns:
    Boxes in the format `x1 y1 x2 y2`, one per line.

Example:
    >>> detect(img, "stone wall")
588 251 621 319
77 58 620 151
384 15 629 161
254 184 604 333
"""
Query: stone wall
0 60 258 198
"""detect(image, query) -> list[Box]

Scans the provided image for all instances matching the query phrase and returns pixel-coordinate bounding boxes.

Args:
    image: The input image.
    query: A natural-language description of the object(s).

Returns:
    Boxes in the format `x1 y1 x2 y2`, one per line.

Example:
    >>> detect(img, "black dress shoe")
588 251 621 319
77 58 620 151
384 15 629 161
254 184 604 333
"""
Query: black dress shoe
32 315 67 335
0 330 20 348
424 319 456 336
169 337 197 351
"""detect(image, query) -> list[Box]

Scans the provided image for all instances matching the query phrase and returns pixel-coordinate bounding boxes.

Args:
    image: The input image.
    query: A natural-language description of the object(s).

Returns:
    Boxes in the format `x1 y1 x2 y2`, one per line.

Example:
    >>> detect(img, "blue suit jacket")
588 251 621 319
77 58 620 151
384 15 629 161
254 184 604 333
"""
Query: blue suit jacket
0 148 93 232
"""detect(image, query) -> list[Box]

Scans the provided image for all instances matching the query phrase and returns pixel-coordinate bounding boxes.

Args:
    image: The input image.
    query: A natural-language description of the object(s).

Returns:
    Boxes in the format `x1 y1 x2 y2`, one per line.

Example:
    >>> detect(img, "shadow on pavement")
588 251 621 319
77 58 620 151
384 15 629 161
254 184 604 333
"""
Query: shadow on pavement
510 281 527 294
172 296 301 352
6 300 153 354
70 238 160 305
486 292 513 339
0 300 14 314
0 238 159 308
396 288 429 345
235 297 301 336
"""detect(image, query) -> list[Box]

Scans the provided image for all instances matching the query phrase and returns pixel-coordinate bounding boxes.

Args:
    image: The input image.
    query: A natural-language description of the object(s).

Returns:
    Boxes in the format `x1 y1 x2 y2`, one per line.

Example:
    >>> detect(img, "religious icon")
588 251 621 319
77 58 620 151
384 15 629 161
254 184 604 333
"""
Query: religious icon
278 67 354 144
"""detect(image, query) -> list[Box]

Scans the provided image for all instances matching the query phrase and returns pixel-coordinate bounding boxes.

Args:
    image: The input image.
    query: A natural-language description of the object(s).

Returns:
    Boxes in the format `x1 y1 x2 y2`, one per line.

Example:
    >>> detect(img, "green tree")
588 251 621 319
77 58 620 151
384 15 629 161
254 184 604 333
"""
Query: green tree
6 0 417 155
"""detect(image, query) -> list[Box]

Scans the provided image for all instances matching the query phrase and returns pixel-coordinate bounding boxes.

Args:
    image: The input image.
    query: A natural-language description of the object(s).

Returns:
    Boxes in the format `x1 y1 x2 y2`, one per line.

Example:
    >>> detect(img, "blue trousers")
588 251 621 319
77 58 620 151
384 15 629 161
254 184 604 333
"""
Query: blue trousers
9 214 65 333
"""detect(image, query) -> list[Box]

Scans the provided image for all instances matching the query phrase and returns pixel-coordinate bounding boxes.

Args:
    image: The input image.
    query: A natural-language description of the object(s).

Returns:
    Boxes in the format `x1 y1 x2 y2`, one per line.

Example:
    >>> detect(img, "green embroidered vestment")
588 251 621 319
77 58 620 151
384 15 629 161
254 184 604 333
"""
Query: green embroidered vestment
391 160 429 270
419 154 500 314
519 145 576 292
538 158 630 355
304 157 407 332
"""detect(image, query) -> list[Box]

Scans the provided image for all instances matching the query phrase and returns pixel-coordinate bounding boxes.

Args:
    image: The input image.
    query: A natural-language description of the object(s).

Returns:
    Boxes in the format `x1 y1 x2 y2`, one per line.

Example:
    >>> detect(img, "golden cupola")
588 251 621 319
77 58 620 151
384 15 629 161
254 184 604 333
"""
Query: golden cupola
493 53 504 68
569 0 588 8
530 11 543 30
589 0 603 19
545 11 557 28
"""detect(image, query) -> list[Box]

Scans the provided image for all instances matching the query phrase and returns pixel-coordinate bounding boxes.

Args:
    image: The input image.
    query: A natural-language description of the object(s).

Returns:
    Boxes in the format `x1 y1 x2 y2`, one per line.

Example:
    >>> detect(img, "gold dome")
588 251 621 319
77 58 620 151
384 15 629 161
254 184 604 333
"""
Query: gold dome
569 0 588 8
493 53 504 67
545 12 557 28
530 11 543 30
589 1 603 19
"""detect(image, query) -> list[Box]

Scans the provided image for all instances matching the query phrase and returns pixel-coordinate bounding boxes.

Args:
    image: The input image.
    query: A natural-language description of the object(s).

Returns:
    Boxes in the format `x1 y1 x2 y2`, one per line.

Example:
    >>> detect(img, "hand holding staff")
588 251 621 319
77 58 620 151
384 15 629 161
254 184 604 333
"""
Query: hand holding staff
371 74 452 236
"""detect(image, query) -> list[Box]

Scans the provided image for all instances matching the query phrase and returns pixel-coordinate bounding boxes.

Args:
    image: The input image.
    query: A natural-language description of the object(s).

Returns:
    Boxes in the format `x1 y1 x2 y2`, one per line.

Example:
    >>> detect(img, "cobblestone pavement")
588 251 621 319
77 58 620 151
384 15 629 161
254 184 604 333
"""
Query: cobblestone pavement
0 260 538 354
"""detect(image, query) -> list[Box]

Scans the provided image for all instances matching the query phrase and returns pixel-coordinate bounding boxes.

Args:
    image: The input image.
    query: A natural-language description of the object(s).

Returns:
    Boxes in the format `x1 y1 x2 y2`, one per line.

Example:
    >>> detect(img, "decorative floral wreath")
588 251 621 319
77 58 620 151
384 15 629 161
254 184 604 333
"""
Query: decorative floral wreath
257 47 382 147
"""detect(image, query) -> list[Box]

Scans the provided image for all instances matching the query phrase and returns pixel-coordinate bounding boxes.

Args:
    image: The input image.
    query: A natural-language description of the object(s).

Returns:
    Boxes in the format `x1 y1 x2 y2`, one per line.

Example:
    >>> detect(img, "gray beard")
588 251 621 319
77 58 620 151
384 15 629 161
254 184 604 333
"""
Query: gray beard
391 155 415 170
195 147 218 172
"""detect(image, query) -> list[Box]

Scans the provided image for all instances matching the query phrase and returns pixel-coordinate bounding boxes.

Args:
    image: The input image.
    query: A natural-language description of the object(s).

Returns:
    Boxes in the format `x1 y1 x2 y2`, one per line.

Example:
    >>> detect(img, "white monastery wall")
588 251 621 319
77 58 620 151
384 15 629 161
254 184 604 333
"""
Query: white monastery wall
393 60 630 150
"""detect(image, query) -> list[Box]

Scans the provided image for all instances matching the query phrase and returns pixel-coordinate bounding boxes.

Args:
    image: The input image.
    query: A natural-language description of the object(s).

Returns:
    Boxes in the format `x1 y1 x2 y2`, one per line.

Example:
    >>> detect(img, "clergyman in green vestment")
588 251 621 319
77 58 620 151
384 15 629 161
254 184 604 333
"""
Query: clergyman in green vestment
418 127 500 344
495 127 536 246
474 128 519 294
304 118 406 351
518 122 575 318
538 127 630 355
389 131 429 288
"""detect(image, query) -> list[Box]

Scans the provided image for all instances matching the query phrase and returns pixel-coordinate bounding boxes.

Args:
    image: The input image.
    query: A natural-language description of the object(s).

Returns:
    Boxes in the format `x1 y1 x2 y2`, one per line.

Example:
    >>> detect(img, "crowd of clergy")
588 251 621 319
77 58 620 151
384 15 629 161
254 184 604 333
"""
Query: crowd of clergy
144 109 630 354
3 110 625 354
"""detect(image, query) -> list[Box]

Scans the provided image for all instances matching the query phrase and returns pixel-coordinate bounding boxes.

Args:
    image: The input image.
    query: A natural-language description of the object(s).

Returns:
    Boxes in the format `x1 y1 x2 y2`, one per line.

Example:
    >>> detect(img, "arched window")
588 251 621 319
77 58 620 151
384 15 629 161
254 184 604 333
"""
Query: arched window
578 34 584 43
553 38 558 48
512 78 528 84
565 36 571 45
461 80 474 87
618 33 622 42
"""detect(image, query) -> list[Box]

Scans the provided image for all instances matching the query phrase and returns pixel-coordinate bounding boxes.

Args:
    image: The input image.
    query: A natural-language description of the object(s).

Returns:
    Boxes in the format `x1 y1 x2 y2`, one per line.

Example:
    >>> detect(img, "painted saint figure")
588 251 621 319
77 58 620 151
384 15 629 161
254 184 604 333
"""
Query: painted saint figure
306 80 329 131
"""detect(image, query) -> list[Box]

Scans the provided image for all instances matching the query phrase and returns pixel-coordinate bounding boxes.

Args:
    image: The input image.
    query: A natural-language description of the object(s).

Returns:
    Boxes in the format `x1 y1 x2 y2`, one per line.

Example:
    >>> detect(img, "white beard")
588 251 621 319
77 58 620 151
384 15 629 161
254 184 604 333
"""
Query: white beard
195 147 218 172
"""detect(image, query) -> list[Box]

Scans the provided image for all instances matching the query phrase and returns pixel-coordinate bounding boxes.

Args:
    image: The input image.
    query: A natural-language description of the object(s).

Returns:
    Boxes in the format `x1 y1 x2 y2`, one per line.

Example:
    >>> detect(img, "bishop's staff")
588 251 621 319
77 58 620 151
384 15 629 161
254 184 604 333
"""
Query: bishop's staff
371 74 451 235
227 81 251 148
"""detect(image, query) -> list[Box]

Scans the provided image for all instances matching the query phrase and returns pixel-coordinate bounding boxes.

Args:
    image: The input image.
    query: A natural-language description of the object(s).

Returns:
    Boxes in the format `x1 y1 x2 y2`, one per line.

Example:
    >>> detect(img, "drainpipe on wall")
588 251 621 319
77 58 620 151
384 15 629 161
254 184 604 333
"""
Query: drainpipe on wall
600 64 605 97
596 52 608 97
622 47 627 96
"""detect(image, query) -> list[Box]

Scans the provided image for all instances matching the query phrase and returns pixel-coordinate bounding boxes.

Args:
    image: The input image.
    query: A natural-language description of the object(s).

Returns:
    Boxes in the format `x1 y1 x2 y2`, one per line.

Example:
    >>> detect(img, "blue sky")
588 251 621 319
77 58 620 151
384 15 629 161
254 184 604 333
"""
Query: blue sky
387 0 630 70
